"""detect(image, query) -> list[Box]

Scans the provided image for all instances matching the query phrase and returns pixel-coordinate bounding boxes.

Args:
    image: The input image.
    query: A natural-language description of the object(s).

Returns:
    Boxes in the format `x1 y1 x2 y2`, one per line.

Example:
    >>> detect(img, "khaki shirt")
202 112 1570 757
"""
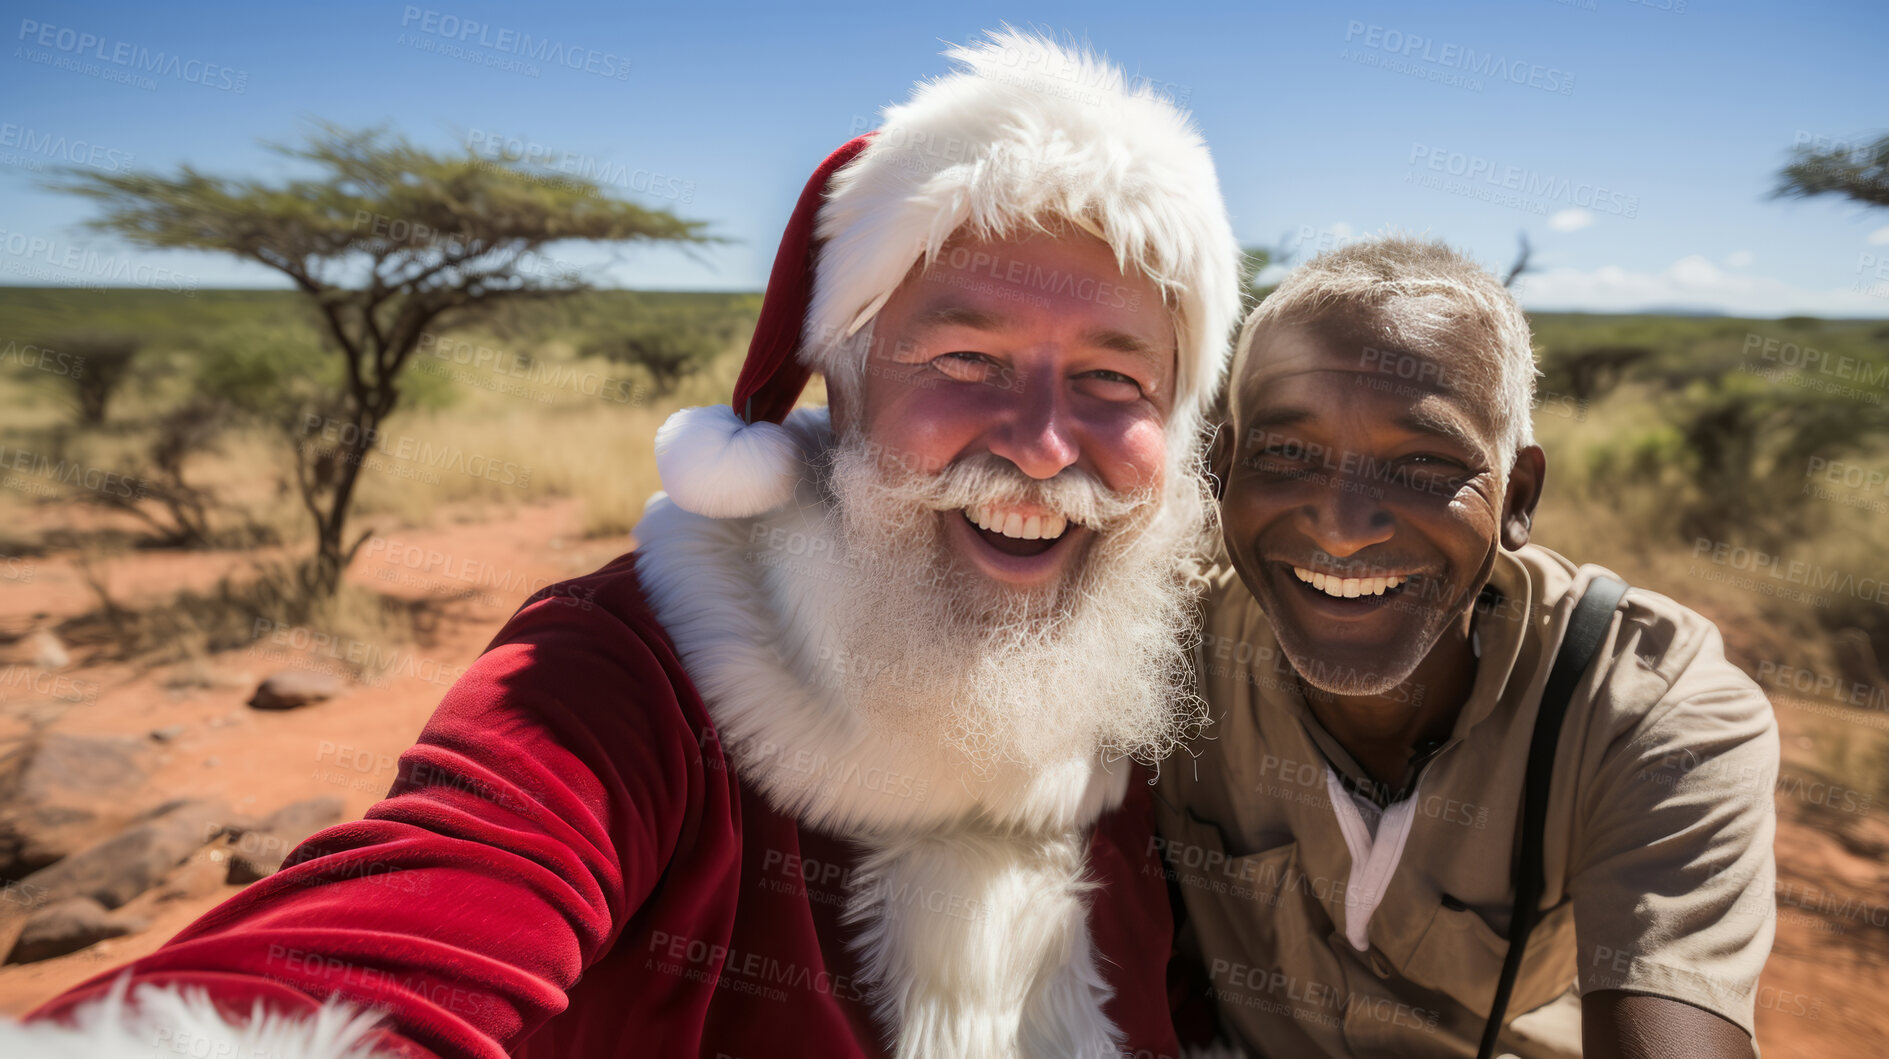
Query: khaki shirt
1155 544 1778 1058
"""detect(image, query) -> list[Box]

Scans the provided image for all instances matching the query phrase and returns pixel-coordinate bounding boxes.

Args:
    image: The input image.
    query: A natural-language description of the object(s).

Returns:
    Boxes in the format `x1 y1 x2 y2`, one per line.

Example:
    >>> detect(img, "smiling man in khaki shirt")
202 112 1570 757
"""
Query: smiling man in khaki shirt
1156 238 1778 1058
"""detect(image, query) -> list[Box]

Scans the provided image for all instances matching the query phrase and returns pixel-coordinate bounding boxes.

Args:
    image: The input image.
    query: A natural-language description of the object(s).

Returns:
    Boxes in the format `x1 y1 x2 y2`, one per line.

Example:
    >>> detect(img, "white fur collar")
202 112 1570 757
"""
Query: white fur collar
634 407 1130 1058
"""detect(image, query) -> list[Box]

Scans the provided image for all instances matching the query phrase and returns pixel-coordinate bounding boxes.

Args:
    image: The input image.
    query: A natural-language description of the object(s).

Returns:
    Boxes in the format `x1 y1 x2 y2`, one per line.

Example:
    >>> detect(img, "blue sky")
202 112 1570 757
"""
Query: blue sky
3 0 1885 315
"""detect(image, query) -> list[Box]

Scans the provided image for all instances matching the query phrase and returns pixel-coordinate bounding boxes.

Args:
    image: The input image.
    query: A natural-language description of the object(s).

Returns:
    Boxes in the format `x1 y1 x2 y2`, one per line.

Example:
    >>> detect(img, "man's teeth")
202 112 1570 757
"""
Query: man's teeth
1291 565 1406 598
967 505 1068 541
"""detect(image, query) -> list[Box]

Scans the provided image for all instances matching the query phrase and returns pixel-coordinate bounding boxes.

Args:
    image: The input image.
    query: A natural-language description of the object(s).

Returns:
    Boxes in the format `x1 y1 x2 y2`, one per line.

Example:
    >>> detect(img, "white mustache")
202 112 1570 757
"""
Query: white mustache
856 450 1154 534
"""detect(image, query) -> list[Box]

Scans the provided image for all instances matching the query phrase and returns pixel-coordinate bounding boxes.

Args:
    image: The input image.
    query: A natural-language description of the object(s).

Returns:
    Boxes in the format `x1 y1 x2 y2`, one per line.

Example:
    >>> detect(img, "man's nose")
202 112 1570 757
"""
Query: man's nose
984 377 1079 480
1294 475 1394 557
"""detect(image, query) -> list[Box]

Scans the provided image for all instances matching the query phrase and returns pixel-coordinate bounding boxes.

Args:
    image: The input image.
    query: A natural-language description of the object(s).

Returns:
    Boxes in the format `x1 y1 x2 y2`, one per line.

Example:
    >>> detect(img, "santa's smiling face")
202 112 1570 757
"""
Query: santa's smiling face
812 226 1207 771
828 227 1177 599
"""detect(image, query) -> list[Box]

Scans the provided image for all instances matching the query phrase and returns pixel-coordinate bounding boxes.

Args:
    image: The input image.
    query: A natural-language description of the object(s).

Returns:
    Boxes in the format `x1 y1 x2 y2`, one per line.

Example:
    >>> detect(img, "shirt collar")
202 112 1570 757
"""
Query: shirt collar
1450 547 1534 738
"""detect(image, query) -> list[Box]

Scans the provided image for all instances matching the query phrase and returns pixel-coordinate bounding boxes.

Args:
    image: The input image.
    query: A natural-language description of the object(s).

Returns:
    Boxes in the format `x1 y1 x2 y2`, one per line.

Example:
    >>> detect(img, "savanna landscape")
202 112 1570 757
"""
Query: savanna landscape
1 281 1887 1055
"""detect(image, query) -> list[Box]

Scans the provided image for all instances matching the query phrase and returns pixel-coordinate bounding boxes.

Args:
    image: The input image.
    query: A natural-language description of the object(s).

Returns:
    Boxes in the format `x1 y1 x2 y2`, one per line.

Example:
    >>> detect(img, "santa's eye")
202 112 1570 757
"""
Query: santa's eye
932 352 1003 383
1078 369 1143 400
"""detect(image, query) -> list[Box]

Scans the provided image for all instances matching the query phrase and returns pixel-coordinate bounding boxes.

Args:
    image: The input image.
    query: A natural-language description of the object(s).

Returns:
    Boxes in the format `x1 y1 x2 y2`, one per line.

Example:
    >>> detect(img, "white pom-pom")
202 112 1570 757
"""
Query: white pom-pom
654 405 803 519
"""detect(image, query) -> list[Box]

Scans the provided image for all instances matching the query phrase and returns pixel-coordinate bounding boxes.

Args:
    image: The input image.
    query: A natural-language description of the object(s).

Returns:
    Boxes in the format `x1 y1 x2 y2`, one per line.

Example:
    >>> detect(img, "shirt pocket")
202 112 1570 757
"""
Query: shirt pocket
1402 896 1577 1019
1166 811 1329 961
1163 808 1294 898
1165 812 1356 1047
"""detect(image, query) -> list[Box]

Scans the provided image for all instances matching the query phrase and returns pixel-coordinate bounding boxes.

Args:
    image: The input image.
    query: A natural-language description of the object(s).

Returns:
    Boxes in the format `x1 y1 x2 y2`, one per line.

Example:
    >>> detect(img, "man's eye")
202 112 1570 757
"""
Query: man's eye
1079 369 1144 398
1256 444 1308 463
933 352 995 380
1386 455 1469 493
1247 446 1313 478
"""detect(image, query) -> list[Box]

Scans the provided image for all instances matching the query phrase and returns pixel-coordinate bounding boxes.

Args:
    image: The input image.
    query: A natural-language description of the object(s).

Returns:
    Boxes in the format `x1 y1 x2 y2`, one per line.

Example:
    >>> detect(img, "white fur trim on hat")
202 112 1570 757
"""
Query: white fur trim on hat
654 404 803 519
807 28 1243 423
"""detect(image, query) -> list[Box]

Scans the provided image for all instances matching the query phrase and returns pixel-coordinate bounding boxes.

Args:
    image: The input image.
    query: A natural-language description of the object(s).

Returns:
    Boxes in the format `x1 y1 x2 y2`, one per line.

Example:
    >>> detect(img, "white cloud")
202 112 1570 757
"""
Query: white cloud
1869 225 1889 246
1328 221 1353 238
1514 255 1889 317
1254 263 1293 285
1725 250 1754 268
1547 208 1594 232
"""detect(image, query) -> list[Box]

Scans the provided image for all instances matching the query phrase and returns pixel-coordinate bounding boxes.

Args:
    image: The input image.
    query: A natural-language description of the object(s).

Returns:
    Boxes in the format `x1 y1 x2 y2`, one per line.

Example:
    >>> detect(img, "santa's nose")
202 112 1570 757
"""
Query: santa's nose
984 380 1079 481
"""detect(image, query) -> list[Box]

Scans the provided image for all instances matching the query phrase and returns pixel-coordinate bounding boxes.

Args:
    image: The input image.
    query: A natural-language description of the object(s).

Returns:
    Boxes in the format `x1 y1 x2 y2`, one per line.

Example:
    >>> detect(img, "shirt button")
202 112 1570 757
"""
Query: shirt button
1367 950 1394 978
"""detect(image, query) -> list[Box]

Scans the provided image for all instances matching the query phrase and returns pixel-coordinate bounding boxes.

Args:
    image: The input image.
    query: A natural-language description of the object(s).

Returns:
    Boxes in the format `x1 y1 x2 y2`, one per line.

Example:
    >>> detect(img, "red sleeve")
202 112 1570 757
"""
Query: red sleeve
29 557 740 1059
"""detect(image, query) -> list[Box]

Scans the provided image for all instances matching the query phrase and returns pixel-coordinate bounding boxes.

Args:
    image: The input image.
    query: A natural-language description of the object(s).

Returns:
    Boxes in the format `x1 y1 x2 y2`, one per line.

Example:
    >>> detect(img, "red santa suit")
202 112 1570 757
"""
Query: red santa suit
10 28 1242 1059
25 504 1179 1059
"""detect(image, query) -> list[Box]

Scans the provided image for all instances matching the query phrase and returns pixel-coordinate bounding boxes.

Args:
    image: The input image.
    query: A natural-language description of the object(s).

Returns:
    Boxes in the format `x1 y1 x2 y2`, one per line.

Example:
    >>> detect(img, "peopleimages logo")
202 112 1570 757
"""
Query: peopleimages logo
1343 20 1575 96
398 8 630 80
463 129 694 204
15 19 249 93
1407 144 1639 218
0 121 134 172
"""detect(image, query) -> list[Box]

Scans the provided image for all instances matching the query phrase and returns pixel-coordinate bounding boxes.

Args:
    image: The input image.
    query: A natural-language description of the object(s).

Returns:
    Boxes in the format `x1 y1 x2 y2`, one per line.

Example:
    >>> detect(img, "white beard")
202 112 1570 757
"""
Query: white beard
633 407 1216 1058
795 429 1213 778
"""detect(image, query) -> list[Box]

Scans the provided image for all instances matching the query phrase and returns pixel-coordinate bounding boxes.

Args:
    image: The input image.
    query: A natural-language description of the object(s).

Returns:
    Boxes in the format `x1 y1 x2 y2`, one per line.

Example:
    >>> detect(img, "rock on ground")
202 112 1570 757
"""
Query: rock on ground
226 795 347 885
11 799 230 912
0 733 152 881
25 630 69 671
246 669 344 711
4 897 145 964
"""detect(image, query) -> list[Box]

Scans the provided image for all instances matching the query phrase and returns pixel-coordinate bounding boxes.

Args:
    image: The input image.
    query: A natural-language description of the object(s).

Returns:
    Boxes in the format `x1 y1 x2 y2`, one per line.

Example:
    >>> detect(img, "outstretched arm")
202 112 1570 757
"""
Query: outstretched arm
9 567 736 1058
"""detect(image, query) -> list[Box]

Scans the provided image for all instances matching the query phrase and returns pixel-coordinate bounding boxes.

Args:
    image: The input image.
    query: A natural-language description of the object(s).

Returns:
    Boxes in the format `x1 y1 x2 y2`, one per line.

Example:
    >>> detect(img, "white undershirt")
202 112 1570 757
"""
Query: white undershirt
1325 766 1422 952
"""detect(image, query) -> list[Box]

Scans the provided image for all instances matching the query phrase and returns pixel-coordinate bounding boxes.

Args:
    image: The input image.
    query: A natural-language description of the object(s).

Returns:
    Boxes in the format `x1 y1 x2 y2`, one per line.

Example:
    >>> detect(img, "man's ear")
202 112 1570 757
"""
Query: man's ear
1501 444 1547 550
1207 419 1233 502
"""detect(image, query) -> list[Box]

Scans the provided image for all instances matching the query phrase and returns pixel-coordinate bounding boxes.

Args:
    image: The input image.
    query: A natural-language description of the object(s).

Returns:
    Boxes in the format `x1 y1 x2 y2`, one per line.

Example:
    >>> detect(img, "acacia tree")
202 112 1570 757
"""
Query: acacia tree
49 332 142 425
1774 132 1889 208
50 124 712 596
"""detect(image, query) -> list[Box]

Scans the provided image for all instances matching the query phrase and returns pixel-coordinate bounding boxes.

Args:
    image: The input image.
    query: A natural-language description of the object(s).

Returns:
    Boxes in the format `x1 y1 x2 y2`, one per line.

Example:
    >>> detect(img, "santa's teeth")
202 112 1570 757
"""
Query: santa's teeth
963 507 1070 541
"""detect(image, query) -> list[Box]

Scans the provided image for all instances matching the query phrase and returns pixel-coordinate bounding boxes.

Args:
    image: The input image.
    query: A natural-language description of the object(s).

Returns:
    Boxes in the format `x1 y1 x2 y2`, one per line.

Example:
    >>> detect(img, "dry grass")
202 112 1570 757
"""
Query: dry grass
1528 379 1889 803
1 335 755 551
0 306 755 672
40 547 426 683
348 340 751 538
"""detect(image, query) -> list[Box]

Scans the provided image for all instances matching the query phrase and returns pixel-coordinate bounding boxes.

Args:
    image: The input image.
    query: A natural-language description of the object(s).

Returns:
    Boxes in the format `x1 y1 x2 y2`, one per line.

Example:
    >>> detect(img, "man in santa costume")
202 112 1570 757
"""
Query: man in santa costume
6 29 1242 1059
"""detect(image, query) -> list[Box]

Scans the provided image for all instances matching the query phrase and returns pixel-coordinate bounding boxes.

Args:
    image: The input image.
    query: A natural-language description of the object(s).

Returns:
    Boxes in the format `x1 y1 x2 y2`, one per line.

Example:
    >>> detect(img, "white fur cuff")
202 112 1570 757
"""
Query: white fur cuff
0 978 393 1059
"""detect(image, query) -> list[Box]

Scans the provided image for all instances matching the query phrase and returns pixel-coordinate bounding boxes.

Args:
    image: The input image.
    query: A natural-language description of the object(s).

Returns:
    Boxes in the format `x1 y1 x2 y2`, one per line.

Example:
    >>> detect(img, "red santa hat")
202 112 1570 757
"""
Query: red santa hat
655 29 1241 520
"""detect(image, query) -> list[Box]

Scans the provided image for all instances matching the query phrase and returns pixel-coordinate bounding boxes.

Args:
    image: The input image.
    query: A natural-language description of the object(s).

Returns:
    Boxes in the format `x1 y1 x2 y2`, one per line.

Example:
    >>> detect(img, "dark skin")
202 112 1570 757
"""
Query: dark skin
1215 320 1755 1058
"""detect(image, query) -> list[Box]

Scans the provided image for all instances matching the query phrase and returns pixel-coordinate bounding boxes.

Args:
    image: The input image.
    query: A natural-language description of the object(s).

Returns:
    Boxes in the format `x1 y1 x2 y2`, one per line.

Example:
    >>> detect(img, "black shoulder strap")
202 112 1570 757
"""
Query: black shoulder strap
1477 575 1628 1059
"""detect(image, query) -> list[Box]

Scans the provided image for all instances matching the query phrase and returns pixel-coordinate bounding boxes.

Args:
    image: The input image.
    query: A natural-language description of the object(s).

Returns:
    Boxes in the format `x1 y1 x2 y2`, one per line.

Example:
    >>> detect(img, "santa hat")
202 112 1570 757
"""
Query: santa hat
655 28 1241 520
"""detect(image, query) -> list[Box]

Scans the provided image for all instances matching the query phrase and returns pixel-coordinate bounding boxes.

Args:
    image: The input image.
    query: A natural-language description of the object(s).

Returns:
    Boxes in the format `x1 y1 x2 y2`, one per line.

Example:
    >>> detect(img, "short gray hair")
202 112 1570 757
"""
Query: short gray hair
1234 236 1540 467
